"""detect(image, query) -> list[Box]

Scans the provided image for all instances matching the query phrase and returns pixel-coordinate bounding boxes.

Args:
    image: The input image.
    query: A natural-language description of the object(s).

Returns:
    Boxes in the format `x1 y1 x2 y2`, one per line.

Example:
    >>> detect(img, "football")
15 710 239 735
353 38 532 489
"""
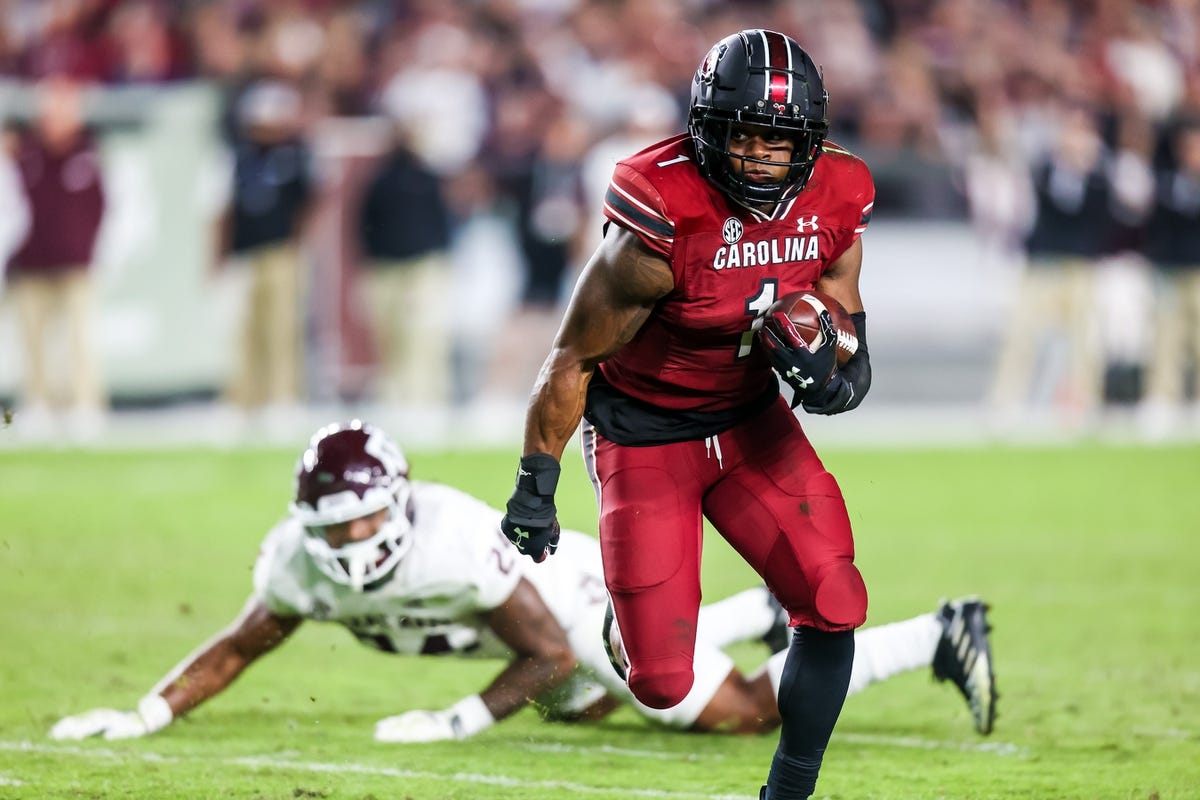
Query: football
765 290 859 366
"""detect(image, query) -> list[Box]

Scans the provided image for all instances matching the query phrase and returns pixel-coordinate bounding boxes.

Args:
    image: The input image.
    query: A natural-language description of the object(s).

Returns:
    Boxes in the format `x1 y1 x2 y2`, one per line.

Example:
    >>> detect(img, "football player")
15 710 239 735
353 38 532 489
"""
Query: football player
51 421 997 744
499 29 879 799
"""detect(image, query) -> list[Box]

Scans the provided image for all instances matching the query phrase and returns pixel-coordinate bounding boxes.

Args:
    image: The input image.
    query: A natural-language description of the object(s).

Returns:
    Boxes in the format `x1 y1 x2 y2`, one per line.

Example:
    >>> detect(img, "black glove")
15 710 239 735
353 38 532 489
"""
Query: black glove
801 311 872 416
759 307 838 399
500 453 562 563
799 371 855 414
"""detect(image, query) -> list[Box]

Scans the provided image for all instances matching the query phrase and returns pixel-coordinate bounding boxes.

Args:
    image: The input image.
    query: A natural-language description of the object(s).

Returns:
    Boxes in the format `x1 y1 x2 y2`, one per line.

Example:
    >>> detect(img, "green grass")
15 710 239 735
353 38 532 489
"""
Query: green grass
1 443 1198 799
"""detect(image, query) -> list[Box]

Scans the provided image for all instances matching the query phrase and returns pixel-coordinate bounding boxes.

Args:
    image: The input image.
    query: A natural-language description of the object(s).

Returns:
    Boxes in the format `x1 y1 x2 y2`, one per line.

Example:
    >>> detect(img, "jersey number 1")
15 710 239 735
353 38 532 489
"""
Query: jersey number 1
738 279 778 358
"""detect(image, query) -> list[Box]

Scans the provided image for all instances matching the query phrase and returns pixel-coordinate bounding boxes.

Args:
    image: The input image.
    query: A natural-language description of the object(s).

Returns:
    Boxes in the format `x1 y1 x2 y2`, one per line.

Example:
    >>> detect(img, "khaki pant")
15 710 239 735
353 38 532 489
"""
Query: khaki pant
1144 267 1200 406
224 243 307 408
362 253 452 406
988 258 1101 415
9 267 105 412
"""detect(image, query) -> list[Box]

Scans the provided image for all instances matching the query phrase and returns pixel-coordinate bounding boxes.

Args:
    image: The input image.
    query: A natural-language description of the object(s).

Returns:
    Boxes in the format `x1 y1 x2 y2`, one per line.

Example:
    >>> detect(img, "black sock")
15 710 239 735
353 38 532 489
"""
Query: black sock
764 626 855 799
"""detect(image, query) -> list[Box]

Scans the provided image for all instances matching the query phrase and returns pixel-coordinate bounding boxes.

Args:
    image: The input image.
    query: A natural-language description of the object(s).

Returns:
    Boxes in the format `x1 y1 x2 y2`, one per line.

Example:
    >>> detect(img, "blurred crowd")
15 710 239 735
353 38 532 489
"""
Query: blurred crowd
2 0 1200 440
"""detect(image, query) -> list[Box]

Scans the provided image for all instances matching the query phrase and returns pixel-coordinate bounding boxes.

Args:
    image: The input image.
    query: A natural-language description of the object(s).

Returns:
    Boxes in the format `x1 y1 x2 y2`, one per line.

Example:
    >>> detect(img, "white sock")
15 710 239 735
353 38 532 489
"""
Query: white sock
760 613 942 699
846 612 942 696
697 587 776 648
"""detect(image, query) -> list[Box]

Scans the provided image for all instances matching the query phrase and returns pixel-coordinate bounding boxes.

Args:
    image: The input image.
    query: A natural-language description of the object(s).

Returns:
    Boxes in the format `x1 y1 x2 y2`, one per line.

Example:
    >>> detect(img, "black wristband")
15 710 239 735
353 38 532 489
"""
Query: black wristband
516 453 561 497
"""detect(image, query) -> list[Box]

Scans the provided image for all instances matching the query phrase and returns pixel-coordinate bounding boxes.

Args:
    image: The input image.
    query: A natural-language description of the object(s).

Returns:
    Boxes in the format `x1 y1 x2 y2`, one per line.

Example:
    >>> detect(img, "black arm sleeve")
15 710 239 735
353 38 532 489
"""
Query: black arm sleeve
839 311 871 411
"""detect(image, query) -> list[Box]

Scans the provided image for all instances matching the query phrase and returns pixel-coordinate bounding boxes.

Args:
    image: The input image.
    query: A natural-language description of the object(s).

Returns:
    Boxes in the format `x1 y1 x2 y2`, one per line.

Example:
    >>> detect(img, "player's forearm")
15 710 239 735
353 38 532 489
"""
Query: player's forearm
478 649 577 721
48 611 292 742
155 638 256 717
152 605 296 718
523 349 593 459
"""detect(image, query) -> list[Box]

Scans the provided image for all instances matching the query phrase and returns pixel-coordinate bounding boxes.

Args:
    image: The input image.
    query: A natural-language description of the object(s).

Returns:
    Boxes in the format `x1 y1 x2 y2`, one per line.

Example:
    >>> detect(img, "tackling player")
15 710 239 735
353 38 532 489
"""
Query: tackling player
51 421 997 744
499 29 879 799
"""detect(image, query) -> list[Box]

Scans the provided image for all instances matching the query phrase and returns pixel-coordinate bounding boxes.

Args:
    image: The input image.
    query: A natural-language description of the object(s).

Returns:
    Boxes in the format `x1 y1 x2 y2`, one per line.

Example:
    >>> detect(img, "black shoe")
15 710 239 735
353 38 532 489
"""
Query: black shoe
761 587 792 654
933 597 998 735
602 596 628 681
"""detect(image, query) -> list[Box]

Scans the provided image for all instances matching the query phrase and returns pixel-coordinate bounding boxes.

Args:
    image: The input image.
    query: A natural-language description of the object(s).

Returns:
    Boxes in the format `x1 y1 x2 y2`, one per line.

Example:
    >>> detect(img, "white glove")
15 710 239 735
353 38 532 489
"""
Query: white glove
50 695 173 741
374 695 495 743
374 709 458 743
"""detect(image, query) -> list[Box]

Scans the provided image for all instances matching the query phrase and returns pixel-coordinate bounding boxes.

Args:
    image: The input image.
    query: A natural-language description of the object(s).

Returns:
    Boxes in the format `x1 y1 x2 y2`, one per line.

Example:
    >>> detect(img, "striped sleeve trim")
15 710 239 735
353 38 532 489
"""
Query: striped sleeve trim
854 200 874 235
604 182 675 246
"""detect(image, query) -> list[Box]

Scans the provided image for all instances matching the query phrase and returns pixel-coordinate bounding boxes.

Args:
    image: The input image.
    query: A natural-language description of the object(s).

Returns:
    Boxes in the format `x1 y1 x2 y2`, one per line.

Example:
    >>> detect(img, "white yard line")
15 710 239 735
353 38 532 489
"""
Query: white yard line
0 733 1027 798
1130 727 1192 740
233 754 748 798
837 733 1028 757
521 736 1027 760
0 741 747 800
521 742 724 761
516 736 1028 760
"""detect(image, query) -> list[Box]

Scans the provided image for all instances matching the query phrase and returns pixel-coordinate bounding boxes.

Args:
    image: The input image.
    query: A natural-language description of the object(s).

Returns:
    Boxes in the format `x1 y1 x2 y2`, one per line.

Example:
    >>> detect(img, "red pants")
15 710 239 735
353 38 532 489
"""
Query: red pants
583 397 866 709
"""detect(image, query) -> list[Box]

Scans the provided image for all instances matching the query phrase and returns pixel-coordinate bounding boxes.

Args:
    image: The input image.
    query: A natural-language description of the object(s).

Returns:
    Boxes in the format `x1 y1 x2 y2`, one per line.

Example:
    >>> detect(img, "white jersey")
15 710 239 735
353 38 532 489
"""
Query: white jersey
252 479 730 727
253 480 607 658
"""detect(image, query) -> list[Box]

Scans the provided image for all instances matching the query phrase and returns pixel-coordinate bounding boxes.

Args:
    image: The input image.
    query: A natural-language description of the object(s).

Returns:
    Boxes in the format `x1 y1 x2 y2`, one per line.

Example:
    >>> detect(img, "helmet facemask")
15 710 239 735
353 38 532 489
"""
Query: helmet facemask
296 479 413 592
689 110 827 207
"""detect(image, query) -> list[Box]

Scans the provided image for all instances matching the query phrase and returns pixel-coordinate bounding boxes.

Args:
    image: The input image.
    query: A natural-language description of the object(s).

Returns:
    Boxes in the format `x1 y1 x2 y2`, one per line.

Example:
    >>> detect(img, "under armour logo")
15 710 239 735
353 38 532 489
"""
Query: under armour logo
796 215 819 232
512 527 531 542
785 368 814 388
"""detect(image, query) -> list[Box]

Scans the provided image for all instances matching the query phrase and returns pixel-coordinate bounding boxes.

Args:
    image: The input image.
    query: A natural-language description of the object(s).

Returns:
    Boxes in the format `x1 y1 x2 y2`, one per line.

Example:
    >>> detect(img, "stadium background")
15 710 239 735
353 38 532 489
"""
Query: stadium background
2 0 1193 448
2 4 1199 799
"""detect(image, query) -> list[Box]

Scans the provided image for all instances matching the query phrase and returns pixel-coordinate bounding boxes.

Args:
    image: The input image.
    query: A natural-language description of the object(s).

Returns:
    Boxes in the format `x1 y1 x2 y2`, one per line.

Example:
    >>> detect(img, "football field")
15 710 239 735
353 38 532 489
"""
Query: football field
1 442 1198 799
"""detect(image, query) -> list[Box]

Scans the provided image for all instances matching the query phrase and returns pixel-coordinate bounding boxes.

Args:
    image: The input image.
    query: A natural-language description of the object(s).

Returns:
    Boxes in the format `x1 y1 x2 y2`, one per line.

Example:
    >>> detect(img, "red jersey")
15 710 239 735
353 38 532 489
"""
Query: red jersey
586 133 873 443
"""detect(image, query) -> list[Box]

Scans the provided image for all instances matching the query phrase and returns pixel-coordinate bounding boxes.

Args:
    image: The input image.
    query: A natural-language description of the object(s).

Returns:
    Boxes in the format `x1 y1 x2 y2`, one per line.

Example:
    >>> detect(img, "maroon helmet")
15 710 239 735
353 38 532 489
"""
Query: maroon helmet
291 420 412 590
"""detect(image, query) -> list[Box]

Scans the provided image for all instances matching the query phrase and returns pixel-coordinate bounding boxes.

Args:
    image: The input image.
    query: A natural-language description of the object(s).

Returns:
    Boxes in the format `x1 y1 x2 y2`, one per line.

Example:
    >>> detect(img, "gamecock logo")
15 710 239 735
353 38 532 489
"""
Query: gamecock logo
699 44 723 83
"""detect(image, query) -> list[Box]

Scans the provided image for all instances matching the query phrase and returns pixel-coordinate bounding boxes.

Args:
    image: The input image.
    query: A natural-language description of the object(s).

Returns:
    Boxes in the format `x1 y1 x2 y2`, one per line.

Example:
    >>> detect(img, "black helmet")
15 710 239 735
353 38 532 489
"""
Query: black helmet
688 29 828 207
